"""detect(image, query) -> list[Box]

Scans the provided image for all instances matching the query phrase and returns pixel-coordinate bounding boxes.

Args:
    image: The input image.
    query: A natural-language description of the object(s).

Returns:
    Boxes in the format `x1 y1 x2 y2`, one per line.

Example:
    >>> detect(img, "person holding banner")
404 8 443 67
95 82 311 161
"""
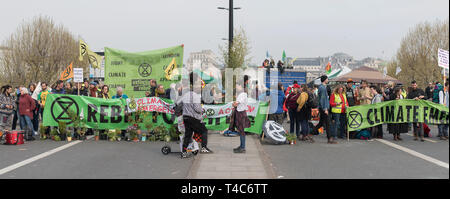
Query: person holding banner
232 83 251 153
407 80 426 142
98 85 110 99
438 81 448 140
370 85 384 139
387 87 408 141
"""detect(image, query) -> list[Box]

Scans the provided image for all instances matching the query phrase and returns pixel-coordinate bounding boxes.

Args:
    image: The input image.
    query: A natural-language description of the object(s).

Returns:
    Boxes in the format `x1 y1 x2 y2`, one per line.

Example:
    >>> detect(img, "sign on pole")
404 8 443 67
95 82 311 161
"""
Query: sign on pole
74 68 84 83
438 48 449 69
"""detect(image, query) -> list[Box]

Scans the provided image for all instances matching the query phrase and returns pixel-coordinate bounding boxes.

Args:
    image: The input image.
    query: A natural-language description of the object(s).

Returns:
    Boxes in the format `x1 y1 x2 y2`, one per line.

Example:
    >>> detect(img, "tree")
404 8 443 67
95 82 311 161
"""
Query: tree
219 27 252 101
388 19 449 88
219 27 252 69
0 16 88 86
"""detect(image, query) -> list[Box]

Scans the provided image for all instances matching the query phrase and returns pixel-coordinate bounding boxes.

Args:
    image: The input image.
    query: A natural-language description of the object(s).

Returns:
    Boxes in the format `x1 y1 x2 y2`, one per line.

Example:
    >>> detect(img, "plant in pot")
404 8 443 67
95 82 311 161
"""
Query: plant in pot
154 124 171 142
58 121 68 141
285 134 297 145
39 124 47 140
50 128 58 140
144 123 153 142
107 129 117 141
114 128 122 141
94 130 100 141
66 128 73 142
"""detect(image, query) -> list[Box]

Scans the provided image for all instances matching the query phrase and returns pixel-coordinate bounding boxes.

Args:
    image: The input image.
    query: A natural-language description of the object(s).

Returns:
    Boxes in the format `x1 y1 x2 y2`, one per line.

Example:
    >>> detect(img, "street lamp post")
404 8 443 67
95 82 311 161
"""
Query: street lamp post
218 0 241 68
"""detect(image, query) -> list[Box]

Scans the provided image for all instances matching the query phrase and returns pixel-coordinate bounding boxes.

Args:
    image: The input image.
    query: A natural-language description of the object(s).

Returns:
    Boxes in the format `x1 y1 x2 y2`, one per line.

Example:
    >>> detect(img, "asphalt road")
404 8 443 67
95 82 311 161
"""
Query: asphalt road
0 138 194 179
262 123 449 179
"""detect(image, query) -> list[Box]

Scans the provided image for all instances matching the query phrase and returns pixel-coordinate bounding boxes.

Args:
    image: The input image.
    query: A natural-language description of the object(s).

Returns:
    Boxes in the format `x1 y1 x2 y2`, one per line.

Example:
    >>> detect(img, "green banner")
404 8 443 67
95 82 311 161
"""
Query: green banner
43 94 267 135
347 99 449 131
104 45 184 98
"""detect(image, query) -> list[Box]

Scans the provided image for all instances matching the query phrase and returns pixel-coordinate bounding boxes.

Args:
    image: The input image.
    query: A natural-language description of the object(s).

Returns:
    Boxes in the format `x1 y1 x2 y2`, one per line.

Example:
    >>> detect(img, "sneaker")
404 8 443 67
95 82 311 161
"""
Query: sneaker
367 139 374 142
201 147 213 154
233 147 246 153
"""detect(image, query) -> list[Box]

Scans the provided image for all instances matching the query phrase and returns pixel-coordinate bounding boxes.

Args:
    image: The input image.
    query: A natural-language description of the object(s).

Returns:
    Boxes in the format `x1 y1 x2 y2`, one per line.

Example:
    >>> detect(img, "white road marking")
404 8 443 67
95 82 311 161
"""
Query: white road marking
376 139 449 169
0 135 94 176
405 133 437 143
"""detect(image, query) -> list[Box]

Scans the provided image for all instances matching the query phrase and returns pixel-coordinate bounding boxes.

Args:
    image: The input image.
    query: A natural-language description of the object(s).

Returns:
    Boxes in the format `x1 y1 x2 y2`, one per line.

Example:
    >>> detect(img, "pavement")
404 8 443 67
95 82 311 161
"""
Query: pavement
188 132 276 179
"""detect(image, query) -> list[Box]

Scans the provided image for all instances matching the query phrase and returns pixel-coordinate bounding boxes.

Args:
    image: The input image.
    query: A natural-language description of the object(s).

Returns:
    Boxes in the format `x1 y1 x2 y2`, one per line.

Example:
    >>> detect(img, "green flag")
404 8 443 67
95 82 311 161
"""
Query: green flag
282 50 286 62
104 45 184 98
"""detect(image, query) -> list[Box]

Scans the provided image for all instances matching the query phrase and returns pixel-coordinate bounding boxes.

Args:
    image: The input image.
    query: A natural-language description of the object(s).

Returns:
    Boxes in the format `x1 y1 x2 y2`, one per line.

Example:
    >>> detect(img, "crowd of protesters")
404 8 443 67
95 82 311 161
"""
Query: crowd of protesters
1 67 449 147
265 73 449 144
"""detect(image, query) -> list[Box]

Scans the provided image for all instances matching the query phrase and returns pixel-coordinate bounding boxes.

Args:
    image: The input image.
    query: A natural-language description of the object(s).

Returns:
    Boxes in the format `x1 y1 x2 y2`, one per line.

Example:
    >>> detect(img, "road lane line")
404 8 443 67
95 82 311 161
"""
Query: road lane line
405 133 437 143
0 135 94 176
376 139 449 169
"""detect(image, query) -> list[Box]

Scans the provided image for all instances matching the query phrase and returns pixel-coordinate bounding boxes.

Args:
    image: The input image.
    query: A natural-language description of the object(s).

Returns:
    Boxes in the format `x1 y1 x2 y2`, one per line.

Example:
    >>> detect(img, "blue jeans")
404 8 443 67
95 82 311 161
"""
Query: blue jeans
240 133 246 149
438 124 449 137
331 113 345 138
300 120 309 136
20 115 34 132
288 109 300 137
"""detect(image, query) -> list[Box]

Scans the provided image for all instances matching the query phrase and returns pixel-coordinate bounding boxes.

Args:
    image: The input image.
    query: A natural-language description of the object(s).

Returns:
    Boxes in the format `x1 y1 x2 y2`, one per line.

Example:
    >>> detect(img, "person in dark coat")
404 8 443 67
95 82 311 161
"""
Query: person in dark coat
387 87 409 141
407 80 426 142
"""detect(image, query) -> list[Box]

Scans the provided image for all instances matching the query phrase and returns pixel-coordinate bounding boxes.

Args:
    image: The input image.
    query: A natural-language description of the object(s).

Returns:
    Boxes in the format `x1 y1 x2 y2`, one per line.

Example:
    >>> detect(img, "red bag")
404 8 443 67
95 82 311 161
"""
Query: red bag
423 123 431 137
4 130 25 145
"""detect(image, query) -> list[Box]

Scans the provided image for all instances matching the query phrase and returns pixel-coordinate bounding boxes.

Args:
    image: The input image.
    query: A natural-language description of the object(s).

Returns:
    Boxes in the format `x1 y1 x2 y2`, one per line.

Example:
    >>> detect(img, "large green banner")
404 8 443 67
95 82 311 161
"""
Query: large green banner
104 45 184 98
347 99 449 131
43 94 267 135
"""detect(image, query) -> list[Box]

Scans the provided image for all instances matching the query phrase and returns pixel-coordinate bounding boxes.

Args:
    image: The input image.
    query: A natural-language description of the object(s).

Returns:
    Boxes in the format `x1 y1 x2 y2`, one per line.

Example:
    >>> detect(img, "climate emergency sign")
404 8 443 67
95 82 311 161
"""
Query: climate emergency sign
127 97 174 114
347 99 449 131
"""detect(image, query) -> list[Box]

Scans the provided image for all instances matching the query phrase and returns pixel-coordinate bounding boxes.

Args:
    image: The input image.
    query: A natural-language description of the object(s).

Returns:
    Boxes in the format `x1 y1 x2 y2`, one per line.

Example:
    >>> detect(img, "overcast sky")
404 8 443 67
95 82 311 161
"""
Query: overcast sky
1 0 448 65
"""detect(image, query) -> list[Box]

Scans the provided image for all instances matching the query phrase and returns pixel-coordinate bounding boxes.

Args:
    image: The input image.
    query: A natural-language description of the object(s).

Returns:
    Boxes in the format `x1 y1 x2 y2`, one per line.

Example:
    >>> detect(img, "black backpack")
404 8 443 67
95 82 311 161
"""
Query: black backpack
306 92 318 109
174 102 183 116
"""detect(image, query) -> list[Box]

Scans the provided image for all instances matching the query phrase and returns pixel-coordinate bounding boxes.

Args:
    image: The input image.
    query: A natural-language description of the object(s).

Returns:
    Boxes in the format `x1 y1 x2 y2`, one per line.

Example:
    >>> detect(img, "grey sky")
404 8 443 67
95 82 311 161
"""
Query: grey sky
1 0 448 65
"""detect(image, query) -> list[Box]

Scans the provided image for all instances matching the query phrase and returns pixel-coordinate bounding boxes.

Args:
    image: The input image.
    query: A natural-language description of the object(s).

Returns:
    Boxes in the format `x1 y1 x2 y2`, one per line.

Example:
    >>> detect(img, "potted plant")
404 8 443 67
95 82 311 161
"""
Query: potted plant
94 130 100 141
58 121 67 141
285 134 297 145
54 135 61 141
39 124 47 140
66 129 72 142
50 128 58 140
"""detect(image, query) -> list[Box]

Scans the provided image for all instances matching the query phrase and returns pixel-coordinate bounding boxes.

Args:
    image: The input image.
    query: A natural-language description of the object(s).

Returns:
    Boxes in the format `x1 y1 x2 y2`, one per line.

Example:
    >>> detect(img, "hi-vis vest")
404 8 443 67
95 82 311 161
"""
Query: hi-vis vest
331 93 347 114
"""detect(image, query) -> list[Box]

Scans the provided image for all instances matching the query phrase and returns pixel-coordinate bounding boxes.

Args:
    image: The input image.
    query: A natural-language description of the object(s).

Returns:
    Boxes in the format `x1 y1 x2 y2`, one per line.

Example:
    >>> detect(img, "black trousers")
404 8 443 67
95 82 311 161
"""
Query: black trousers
183 116 208 151
313 108 331 139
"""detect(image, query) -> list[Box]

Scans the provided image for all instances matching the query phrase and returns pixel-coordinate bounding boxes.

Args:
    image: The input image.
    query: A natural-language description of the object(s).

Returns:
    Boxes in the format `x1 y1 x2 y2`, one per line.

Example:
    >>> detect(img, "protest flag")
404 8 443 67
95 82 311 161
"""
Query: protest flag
60 62 74 81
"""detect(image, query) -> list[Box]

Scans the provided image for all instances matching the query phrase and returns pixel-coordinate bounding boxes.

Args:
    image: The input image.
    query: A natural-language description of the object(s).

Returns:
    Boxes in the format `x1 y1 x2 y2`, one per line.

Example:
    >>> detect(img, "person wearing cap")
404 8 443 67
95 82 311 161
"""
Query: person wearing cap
89 82 98 97
286 84 301 137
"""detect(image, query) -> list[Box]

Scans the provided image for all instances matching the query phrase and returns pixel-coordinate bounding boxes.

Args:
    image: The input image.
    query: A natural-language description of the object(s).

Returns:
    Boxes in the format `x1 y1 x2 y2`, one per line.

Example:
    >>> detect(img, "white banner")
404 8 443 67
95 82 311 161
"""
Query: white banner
438 48 449 69
202 98 260 118
126 97 260 118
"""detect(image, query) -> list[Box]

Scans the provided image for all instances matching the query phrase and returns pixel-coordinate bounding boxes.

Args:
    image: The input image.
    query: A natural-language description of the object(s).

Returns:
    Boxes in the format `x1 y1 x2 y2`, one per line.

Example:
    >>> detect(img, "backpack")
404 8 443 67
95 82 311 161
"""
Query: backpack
287 93 299 110
306 92 318 108
355 130 371 140
174 102 183 117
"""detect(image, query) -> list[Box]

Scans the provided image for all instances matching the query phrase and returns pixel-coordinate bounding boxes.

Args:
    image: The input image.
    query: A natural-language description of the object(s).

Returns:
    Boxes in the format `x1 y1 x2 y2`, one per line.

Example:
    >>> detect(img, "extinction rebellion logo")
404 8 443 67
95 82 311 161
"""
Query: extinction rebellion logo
50 96 80 125
348 110 363 129
138 63 152 77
